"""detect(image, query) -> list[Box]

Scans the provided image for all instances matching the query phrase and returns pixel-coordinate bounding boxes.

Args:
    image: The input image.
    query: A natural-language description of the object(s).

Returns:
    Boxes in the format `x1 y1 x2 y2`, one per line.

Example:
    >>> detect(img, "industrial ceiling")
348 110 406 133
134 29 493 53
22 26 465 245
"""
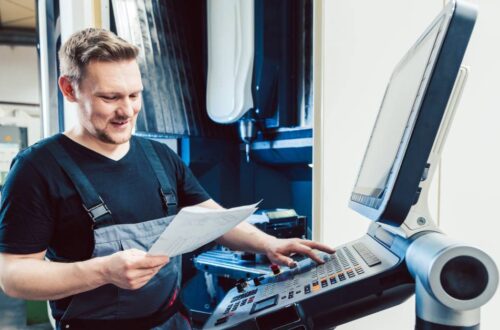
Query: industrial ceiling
0 0 36 45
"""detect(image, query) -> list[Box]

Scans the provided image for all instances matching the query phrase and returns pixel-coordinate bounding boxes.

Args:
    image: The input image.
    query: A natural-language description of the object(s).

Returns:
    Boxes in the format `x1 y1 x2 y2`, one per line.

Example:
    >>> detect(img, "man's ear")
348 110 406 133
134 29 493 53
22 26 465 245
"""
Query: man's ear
58 76 78 102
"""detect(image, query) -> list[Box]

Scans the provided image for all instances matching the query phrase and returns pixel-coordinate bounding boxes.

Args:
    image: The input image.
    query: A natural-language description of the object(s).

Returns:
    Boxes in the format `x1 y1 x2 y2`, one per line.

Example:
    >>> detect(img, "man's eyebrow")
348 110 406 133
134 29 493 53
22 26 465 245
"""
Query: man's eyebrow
94 89 119 94
95 89 143 95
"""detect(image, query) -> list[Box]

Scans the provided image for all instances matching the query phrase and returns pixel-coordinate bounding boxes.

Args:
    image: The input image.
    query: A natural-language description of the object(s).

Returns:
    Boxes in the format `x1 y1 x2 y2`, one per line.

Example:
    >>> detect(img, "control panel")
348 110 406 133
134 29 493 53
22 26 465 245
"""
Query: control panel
203 235 402 329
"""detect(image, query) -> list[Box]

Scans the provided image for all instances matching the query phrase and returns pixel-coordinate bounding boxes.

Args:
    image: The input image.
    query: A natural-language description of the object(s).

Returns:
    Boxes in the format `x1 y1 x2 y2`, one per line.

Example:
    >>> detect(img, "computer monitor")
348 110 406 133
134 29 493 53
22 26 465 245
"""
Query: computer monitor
349 0 477 227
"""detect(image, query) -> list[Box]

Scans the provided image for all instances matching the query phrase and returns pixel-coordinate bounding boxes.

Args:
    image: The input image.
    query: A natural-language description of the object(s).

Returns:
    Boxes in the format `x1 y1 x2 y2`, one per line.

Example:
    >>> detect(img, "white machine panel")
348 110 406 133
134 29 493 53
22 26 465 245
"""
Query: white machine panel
206 0 254 124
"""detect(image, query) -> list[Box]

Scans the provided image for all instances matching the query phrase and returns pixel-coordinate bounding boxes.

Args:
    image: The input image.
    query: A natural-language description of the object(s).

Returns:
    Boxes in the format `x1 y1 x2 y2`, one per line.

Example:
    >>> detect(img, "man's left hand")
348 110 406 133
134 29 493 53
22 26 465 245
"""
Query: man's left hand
264 237 335 267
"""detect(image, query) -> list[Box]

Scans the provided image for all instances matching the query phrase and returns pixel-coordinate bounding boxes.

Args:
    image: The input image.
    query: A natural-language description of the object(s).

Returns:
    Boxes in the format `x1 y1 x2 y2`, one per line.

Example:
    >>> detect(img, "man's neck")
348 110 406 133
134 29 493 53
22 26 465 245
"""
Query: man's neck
64 128 130 161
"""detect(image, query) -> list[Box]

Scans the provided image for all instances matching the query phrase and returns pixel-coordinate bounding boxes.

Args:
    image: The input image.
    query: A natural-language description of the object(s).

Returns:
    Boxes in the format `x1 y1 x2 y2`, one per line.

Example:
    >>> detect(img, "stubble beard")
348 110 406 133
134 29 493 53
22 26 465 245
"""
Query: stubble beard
95 130 131 145
95 119 134 145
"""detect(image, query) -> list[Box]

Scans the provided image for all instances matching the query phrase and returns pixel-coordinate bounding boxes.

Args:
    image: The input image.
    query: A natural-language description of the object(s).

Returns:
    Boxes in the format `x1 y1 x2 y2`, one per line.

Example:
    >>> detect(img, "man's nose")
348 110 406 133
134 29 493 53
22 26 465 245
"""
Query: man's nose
118 97 135 117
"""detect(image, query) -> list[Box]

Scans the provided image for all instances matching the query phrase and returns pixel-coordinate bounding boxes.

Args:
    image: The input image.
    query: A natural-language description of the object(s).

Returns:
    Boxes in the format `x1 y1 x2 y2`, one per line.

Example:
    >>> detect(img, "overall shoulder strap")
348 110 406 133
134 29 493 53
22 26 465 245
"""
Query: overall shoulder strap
136 137 178 216
45 139 114 229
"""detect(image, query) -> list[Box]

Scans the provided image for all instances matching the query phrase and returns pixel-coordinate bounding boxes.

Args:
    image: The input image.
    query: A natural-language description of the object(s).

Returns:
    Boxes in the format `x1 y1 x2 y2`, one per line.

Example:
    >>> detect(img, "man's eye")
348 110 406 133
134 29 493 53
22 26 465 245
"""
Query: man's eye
102 96 117 101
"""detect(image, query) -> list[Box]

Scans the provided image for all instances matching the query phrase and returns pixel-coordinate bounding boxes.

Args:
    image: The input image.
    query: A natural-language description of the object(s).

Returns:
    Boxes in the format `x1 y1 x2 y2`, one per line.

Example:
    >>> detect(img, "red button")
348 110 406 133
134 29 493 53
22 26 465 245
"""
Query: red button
271 264 281 275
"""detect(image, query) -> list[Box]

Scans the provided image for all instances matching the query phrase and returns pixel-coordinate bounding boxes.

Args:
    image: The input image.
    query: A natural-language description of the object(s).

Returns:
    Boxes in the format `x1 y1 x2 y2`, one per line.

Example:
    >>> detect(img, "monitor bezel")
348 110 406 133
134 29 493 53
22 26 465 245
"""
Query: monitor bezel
349 0 477 227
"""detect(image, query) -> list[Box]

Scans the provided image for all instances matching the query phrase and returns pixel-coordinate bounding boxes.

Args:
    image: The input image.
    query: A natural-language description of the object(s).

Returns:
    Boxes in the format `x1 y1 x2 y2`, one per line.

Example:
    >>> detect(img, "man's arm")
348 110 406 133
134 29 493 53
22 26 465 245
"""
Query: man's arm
0 249 169 301
198 199 335 267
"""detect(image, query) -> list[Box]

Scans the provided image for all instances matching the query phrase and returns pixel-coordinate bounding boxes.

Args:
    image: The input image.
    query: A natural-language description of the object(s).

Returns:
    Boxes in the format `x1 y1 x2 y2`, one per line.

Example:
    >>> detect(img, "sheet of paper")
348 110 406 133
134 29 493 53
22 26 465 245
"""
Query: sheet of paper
148 201 261 257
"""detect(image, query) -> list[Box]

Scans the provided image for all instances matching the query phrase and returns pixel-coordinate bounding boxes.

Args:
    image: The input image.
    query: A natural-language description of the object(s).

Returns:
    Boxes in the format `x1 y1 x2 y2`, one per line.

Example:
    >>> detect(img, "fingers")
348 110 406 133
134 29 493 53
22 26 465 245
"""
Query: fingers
136 257 169 269
293 244 324 264
278 240 323 264
118 249 169 269
105 249 169 289
275 239 335 265
120 262 166 290
269 253 296 267
299 240 336 254
133 254 169 269
130 267 162 288
125 266 158 279
126 275 153 290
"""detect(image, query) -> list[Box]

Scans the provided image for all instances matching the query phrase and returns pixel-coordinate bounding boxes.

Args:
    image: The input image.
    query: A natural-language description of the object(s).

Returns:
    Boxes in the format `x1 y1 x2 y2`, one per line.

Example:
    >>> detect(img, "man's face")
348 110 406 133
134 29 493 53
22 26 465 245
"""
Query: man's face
74 59 143 145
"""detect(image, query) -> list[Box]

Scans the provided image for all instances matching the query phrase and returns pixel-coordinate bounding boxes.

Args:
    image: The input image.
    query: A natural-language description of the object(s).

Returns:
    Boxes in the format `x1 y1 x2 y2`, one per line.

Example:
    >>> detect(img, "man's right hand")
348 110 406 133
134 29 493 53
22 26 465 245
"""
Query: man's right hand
102 249 169 290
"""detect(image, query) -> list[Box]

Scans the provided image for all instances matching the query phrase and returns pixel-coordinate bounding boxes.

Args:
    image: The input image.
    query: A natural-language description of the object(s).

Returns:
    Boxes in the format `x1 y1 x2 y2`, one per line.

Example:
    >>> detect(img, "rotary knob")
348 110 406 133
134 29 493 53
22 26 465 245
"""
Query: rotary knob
236 278 247 293
253 276 263 286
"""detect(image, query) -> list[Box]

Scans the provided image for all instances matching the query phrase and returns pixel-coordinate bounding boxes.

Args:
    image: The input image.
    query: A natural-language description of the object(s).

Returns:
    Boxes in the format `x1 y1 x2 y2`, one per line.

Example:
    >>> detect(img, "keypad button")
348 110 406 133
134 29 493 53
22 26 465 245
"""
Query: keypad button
353 242 382 267
215 316 229 325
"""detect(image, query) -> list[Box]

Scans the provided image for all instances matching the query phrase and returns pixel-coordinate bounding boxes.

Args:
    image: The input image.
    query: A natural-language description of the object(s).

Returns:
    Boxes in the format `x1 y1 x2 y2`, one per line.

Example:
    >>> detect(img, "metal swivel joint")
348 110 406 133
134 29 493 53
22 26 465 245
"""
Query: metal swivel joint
406 232 498 329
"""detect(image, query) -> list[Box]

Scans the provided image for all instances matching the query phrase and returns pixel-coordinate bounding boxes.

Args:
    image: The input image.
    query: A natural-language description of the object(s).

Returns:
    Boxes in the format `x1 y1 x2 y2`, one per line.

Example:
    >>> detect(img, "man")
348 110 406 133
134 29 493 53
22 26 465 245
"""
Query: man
0 28 334 329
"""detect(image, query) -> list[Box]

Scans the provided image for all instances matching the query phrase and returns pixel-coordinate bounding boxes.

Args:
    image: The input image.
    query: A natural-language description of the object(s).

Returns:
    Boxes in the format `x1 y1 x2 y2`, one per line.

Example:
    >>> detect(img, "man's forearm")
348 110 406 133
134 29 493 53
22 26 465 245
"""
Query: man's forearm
198 199 277 253
216 222 276 254
207 200 335 266
0 256 108 300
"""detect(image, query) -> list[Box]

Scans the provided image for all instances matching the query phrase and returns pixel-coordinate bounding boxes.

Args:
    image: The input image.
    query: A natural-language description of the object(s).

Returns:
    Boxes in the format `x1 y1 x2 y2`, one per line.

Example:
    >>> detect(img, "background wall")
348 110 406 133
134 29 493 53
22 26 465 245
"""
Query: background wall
0 45 40 146
319 0 499 328
0 45 39 104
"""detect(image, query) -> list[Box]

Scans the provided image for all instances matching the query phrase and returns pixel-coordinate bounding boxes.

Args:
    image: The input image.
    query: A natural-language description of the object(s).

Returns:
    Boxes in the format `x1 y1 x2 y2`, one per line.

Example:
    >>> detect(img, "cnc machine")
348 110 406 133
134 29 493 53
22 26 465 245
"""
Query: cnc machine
203 2 498 329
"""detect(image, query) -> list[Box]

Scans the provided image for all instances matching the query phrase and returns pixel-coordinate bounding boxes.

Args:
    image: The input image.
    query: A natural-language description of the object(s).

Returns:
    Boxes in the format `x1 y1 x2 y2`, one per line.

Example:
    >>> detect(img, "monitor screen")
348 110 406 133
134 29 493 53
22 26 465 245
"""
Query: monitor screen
349 0 477 226
354 21 442 200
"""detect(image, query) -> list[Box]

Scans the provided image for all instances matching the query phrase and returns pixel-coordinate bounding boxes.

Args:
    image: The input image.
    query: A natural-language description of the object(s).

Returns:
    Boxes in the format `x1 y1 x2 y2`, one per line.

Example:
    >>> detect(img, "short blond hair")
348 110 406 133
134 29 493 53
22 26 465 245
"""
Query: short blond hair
58 28 140 85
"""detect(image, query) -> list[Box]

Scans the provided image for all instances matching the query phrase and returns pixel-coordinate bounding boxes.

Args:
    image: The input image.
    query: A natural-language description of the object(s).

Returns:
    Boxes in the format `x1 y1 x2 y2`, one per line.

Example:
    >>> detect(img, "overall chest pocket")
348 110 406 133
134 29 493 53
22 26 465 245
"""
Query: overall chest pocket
115 236 180 319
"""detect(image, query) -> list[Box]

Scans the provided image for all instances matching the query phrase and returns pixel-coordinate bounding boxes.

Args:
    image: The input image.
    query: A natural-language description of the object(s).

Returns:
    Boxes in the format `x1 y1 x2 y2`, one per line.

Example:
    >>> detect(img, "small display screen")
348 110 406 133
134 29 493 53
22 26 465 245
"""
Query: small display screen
250 295 278 314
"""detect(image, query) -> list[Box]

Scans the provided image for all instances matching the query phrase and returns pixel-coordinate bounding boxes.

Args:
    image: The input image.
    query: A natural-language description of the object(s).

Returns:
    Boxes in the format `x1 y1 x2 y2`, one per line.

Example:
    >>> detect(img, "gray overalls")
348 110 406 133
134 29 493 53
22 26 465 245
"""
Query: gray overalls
47 137 191 330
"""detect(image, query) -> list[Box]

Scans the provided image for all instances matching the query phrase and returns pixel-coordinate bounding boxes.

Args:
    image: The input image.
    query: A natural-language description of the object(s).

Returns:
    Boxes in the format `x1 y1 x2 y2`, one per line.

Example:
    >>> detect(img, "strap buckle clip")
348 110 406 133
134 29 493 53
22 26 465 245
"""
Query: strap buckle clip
160 189 177 213
83 196 112 222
